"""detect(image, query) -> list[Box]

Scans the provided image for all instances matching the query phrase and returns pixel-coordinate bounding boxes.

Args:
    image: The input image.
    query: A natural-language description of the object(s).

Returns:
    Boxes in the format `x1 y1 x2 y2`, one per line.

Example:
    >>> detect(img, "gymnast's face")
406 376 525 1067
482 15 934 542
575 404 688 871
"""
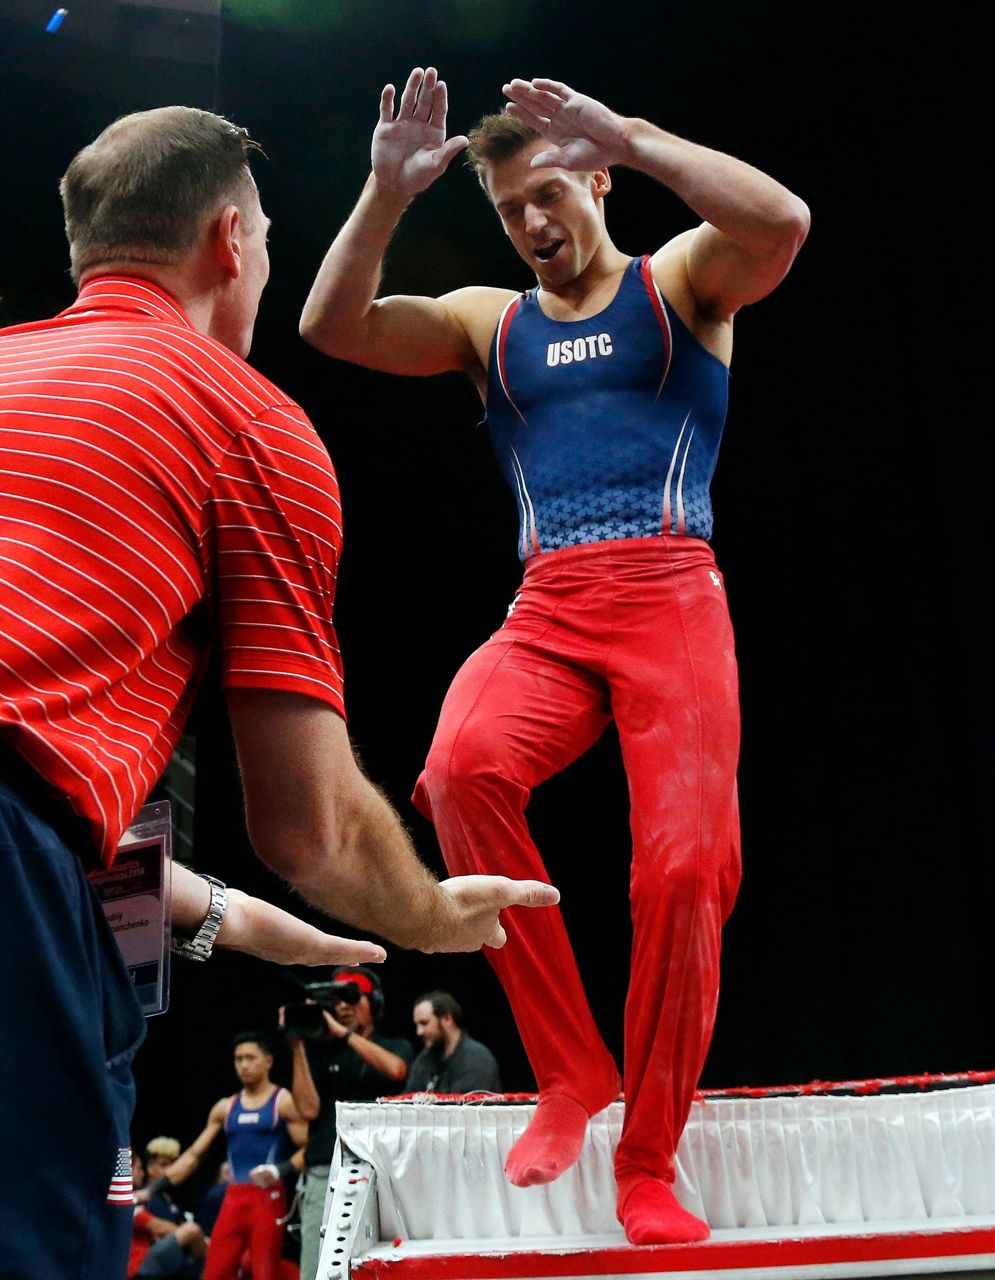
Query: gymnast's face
145 1152 173 1182
233 1040 272 1088
483 140 610 290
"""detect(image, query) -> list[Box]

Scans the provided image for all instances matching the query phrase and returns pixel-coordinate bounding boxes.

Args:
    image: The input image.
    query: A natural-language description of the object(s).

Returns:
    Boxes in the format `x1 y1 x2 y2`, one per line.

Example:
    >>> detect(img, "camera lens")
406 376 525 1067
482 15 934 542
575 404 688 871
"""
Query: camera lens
282 1003 326 1039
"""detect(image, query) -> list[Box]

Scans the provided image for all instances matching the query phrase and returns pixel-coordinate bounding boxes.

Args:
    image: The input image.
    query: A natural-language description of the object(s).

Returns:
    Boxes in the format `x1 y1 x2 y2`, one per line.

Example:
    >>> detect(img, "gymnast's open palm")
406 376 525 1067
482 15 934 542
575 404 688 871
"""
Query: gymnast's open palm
373 66 468 196
503 77 629 171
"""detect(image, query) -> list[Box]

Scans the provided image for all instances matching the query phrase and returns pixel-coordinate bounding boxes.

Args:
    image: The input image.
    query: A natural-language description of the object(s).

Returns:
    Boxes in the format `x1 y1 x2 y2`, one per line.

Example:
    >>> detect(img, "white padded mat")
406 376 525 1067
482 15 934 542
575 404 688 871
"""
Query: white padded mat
335 1085 995 1241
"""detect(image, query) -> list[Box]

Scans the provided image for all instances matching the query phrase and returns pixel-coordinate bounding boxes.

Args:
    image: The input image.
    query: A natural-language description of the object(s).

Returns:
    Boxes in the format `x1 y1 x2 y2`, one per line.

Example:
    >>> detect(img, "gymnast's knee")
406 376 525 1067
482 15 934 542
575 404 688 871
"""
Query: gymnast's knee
419 720 519 815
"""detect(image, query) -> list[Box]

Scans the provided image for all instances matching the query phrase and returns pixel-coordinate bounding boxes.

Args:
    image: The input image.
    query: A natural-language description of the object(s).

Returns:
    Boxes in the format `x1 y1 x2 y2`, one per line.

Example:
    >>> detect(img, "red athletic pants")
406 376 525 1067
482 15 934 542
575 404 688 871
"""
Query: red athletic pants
203 1182 286 1280
413 537 742 1189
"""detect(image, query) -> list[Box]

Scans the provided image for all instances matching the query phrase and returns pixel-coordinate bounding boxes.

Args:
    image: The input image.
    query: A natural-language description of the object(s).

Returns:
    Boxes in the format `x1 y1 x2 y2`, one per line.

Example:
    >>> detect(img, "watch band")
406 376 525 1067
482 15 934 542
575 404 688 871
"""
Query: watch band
172 874 227 962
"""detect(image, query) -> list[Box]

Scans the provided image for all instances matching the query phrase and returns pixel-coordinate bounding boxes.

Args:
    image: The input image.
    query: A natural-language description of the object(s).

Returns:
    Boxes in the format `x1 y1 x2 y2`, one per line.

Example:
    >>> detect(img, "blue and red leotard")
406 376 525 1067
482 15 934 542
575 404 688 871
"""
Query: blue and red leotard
486 255 729 559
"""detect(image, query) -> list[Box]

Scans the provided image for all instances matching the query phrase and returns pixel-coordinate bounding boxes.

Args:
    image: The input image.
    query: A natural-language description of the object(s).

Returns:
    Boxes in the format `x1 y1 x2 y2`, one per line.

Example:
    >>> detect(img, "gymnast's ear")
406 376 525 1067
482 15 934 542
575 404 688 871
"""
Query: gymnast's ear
590 168 612 201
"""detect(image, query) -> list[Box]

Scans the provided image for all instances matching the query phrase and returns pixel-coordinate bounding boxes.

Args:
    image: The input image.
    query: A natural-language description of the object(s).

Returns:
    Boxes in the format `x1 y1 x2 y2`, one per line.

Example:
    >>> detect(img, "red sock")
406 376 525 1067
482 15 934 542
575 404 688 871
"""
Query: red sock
504 1095 591 1187
618 1179 710 1245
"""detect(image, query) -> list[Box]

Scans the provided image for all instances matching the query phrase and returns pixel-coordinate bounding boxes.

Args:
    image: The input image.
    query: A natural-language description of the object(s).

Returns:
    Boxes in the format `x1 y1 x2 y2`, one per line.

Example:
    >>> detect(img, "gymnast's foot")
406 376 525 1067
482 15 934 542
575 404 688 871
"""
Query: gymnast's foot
504 1094 592 1187
618 1178 710 1245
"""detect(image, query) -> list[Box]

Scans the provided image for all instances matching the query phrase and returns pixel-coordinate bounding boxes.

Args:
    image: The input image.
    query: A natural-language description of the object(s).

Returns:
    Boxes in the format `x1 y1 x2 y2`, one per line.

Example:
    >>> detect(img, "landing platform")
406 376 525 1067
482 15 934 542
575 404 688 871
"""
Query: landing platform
316 1072 995 1280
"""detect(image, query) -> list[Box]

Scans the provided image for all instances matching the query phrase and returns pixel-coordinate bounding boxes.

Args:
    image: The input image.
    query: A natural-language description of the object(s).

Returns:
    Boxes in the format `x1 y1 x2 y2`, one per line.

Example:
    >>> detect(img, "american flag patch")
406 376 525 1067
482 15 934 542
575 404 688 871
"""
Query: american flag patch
107 1146 134 1205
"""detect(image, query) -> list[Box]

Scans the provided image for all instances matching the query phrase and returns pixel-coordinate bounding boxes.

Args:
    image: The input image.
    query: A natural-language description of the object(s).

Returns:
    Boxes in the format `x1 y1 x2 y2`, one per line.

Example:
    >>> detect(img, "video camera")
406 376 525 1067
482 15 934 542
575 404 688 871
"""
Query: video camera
282 977 366 1041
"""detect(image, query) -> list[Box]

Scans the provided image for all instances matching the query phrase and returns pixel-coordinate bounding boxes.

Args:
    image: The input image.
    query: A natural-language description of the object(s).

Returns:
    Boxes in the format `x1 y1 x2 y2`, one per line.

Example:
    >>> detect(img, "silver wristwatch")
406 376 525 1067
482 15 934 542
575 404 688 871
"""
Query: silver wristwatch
172 874 227 962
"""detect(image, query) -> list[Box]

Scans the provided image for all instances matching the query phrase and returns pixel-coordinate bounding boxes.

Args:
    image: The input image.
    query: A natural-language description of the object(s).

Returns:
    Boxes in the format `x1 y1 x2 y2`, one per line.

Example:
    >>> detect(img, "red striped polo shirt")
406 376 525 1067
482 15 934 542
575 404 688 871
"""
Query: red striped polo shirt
0 275 345 867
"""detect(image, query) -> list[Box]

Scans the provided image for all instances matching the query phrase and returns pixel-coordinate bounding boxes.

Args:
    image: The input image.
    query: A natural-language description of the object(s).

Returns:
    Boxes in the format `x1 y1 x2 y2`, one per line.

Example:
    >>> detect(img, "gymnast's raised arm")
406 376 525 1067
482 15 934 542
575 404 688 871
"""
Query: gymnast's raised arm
301 66 505 383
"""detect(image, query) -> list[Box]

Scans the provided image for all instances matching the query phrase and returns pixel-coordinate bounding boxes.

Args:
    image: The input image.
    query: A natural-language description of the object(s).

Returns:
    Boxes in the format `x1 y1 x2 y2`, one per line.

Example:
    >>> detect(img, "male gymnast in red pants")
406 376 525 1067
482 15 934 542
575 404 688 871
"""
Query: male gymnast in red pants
300 68 809 1243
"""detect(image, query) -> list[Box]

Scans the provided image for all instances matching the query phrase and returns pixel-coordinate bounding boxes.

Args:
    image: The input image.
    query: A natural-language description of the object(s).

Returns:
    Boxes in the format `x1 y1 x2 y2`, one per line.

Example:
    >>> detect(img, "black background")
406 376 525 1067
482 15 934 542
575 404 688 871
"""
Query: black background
2 0 991 1194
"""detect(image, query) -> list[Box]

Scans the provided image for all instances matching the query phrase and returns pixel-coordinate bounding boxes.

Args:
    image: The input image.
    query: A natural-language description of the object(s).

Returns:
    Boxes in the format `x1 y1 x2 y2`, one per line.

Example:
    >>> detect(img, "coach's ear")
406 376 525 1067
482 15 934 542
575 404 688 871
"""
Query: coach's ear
212 204 244 279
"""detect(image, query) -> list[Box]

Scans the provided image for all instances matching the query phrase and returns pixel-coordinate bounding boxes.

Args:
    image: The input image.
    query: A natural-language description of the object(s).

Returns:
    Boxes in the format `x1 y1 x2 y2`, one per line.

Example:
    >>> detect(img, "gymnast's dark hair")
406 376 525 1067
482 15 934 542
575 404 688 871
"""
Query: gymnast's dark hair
233 1030 275 1056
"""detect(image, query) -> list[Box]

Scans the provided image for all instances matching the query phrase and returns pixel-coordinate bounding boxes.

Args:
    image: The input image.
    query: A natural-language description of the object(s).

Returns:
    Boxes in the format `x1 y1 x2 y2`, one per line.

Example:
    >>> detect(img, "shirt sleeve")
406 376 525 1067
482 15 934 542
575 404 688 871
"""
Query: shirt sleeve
373 1037 413 1097
202 404 345 718
133 1207 155 1232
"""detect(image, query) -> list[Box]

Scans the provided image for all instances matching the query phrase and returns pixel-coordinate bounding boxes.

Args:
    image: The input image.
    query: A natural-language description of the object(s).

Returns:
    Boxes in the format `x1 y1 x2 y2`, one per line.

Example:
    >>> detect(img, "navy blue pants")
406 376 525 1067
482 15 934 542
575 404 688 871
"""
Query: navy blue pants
0 776 146 1280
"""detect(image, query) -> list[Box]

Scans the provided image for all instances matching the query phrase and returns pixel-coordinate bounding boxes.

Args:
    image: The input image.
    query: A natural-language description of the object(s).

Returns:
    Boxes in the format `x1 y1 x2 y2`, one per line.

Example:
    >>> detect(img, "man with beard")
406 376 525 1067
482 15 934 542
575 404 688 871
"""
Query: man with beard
409 990 500 1093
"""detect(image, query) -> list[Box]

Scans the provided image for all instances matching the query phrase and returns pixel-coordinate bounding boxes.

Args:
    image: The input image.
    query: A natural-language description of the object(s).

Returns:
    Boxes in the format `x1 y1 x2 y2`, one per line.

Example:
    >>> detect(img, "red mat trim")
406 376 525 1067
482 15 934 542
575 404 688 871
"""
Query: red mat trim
352 1225 995 1278
387 1067 995 1106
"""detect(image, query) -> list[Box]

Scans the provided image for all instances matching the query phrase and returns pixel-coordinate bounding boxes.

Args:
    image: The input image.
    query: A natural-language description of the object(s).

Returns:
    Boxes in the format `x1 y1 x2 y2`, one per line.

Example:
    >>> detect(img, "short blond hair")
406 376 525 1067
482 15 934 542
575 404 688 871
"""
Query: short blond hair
145 1135 181 1161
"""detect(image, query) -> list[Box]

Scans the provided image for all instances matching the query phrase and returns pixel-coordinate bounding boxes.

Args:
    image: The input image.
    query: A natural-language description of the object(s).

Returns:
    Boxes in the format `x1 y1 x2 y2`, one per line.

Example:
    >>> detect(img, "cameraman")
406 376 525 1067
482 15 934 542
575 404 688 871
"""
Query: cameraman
283 968 411 1280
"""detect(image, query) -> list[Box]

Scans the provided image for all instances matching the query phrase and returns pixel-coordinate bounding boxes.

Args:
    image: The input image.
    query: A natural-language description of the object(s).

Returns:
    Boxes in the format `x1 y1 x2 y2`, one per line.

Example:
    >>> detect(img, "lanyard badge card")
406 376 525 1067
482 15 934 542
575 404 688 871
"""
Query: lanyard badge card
91 800 172 1017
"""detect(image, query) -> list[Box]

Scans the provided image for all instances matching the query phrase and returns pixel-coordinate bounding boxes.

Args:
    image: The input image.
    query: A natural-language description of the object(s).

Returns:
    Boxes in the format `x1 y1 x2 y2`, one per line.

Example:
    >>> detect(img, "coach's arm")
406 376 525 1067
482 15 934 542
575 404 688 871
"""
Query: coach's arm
224 689 557 954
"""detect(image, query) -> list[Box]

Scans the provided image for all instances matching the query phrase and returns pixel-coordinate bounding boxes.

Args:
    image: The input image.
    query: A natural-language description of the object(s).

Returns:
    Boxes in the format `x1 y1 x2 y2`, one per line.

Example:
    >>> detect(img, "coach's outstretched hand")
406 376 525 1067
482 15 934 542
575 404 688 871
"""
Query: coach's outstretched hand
219 887 389 966
373 66 468 196
172 862 386 967
428 875 561 952
503 77 629 172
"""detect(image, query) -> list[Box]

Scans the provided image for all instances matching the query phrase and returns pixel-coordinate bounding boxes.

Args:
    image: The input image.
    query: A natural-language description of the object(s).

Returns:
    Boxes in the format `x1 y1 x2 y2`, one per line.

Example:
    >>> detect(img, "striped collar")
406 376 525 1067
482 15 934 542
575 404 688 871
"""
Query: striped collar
65 275 194 327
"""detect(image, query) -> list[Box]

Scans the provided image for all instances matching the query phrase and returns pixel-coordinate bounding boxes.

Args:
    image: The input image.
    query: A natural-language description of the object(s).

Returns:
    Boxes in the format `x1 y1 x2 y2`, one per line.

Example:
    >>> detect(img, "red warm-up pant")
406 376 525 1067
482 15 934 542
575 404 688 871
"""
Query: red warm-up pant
413 536 742 1190
203 1183 286 1280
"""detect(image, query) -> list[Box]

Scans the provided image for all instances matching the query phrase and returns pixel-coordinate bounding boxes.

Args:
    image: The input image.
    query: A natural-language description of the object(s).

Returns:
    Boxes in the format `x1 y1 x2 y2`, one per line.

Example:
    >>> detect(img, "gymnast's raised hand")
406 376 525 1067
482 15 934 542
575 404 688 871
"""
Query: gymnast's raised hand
502 77 631 171
373 65 468 196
